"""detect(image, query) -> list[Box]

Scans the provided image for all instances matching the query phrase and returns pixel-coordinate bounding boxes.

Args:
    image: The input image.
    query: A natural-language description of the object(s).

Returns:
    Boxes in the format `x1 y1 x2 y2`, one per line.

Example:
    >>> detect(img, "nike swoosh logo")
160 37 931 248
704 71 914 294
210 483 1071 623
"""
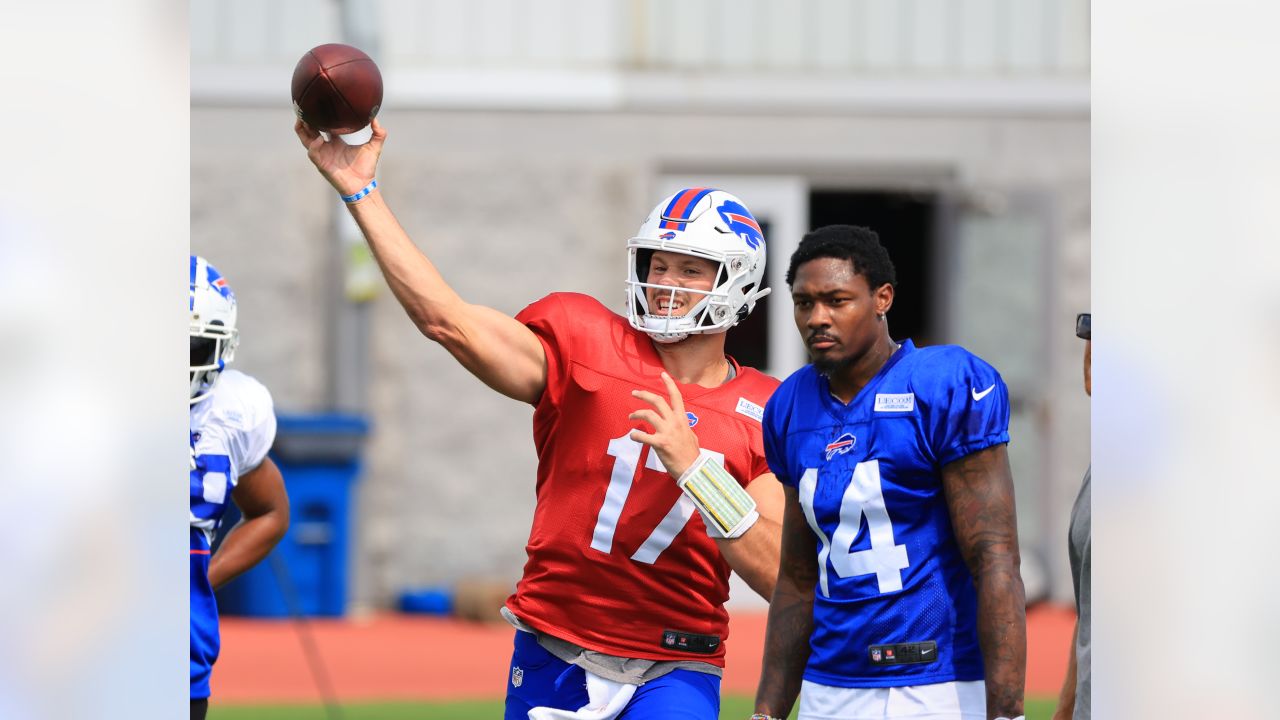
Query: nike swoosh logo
921 647 933 655
971 384 996 401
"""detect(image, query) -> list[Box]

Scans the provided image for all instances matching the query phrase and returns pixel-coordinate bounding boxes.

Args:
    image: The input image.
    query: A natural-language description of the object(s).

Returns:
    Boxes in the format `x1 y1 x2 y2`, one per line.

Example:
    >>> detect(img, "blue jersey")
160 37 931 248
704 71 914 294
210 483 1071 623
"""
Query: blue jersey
190 370 276 699
762 340 1009 688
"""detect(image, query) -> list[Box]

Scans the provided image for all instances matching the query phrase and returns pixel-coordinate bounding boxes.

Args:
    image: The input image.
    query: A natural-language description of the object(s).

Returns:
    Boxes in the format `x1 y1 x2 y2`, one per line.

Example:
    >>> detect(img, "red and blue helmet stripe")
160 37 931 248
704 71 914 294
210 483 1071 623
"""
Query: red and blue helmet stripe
659 187 715 231
190 255 235 310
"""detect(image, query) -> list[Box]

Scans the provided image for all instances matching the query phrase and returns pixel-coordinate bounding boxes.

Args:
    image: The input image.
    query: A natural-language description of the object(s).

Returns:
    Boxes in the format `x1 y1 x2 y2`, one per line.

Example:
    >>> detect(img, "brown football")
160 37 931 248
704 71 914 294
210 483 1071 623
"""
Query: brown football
291 43 383 134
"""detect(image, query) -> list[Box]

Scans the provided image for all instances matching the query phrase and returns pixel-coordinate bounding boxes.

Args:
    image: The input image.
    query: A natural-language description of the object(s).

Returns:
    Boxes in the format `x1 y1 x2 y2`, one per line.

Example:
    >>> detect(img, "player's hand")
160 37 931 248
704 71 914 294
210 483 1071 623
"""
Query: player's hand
629 372 701 478
294 117 387 197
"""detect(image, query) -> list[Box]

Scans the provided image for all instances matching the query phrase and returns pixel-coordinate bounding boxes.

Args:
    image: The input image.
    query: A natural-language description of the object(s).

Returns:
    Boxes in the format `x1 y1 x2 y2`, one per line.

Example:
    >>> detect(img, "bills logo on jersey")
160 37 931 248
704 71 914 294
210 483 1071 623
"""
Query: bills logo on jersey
659 231 677 240
686 411 699 427
716 200 763 250
825 432 856 460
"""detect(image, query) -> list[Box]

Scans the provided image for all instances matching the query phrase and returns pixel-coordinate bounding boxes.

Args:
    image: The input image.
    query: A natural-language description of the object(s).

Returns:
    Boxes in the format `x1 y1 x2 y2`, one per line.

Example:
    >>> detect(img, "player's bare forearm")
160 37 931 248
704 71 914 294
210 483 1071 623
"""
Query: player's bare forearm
209 459 290 590
1052 623 1079 720
295 119 546 403
754 487 817 718
717 473 785 599
208 513 288 589
716 514 781 599
941 445 1026 720
345 192 547 403
343 191 465 334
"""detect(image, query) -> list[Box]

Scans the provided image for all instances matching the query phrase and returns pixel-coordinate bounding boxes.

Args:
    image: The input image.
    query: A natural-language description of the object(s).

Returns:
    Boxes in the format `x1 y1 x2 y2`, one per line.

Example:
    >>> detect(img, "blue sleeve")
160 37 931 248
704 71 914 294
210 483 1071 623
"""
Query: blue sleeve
762 386 793 487
922 349 1011 467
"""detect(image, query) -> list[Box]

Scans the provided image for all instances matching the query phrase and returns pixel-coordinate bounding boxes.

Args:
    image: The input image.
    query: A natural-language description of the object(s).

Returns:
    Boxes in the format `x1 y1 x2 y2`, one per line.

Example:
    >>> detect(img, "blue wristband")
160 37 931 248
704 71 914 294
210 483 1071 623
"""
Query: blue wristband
341 179 377 203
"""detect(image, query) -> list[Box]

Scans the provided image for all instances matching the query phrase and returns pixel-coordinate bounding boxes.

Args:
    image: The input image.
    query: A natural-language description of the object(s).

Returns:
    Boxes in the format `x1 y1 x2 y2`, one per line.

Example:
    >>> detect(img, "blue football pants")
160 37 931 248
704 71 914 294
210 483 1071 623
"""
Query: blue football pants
503 630 721 720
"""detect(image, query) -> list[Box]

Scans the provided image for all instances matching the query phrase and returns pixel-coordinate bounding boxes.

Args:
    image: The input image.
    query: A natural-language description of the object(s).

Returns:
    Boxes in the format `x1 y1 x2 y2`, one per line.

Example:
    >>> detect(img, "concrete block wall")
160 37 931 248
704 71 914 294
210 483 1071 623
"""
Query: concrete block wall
192 107 1089 608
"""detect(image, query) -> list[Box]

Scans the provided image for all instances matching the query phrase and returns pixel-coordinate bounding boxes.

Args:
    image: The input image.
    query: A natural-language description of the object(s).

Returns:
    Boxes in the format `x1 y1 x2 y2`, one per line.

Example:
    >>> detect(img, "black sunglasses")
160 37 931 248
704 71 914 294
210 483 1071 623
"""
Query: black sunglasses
1076 313 1091 340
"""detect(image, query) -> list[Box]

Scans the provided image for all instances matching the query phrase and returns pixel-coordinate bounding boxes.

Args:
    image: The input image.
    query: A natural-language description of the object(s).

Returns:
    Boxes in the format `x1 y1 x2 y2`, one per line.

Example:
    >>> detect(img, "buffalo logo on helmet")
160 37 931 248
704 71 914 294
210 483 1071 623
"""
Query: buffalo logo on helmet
659 231 677 240
206 268 235 301
715 200 763 250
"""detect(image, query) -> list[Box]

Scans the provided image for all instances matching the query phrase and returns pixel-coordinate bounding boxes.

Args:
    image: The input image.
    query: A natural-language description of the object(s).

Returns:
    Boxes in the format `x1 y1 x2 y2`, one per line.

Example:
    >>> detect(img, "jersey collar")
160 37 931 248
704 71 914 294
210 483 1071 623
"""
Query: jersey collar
818 338 916 408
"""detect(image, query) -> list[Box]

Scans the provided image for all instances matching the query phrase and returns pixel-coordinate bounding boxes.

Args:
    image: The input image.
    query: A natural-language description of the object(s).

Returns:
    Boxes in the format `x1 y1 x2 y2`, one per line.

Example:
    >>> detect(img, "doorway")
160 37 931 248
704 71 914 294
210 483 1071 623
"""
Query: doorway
808 190 940 346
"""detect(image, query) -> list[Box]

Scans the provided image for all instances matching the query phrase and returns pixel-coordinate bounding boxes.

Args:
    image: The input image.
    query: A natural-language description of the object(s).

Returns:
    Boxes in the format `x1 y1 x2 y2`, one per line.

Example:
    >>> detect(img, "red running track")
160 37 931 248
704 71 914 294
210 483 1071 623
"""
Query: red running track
215 605 1075 703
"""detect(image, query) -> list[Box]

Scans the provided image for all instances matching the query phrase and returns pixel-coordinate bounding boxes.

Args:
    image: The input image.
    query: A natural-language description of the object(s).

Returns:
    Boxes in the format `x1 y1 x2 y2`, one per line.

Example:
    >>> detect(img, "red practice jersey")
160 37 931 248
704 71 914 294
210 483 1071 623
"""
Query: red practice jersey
506 292 779 666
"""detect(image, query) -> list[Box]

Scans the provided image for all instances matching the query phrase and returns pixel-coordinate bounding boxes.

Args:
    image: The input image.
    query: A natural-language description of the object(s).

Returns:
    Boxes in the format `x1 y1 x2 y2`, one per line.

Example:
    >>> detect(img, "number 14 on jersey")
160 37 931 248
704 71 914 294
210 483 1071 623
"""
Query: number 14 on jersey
799 459 910 598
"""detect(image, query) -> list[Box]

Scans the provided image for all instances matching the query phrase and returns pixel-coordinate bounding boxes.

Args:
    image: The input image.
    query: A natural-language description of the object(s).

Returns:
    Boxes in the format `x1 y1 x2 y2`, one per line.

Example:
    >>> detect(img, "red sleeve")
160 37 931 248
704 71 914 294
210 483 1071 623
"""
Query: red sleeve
740 370 781 484
749 436 771 484
515 294 572 409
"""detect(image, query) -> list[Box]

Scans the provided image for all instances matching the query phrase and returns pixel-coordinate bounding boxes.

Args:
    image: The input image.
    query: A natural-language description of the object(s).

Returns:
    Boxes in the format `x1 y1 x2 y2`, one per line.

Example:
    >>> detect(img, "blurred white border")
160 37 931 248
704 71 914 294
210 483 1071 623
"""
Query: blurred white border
1095 1 1280 717
0 1 188 717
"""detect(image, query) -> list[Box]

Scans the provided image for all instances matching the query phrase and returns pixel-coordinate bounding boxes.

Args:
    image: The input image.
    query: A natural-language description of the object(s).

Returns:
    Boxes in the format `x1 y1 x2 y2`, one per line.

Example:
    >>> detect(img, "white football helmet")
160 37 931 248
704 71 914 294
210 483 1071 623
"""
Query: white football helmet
190 255 239 404
626 188 770 343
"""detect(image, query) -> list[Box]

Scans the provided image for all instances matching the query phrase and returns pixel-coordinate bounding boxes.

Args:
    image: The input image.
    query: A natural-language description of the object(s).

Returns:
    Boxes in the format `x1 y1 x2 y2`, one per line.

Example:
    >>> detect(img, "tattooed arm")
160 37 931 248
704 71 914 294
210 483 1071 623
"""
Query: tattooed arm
941 444 1026 720
753 485 818 719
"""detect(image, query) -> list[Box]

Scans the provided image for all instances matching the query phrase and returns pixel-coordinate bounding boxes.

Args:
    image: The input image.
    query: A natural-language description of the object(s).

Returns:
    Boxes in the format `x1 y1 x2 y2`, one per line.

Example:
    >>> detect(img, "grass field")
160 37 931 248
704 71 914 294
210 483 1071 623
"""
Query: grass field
216 694 1058 719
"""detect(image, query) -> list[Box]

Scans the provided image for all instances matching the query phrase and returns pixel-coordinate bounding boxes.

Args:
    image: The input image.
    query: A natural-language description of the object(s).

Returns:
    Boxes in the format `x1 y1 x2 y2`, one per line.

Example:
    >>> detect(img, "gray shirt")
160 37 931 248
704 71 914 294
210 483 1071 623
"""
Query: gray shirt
501 606 721 685
1069 467 1091 719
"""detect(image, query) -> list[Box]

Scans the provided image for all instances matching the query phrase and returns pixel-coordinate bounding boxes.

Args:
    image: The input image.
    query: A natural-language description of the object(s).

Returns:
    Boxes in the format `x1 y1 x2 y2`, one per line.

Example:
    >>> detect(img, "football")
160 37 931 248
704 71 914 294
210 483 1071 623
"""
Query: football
291 43 383 135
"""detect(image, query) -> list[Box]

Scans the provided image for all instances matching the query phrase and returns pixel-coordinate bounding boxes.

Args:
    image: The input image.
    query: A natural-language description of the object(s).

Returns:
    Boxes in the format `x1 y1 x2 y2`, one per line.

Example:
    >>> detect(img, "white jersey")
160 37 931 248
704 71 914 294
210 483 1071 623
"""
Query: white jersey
189 369 276 548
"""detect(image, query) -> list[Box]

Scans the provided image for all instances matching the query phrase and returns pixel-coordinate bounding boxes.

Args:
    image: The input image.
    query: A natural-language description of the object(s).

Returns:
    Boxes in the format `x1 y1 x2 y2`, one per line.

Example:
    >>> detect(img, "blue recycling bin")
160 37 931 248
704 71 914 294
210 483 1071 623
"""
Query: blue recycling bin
216 413 369 618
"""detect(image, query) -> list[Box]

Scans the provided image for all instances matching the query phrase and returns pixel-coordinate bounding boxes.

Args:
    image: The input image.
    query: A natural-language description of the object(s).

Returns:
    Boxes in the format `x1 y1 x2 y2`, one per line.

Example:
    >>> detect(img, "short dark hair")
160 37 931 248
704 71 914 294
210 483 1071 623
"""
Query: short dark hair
785 224 897 289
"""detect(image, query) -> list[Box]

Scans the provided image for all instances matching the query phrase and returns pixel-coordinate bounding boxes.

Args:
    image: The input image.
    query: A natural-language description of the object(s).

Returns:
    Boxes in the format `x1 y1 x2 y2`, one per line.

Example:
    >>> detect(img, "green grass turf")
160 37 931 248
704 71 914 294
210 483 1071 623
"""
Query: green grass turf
214 694 1057 719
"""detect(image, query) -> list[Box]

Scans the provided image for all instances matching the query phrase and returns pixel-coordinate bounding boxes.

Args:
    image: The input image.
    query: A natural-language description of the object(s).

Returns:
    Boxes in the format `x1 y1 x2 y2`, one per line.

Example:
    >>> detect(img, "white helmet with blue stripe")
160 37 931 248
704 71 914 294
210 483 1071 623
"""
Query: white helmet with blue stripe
190 256 239 404
626 187 771 343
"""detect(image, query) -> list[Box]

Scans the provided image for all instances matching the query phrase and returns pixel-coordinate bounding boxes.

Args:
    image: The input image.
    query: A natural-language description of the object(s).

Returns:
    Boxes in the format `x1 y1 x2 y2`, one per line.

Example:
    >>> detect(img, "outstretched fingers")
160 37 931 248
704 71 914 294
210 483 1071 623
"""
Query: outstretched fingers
658 372 685 416
628 408 662 431
368 118 388 153
294 119 319 148
629 428 658 446
631 388 673 418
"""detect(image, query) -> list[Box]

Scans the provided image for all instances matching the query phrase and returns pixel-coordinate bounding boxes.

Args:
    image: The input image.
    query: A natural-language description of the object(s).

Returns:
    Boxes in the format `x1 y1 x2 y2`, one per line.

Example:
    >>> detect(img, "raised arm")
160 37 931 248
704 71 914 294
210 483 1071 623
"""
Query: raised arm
295 119 547 404
941 444 1026 720
753 484 817 719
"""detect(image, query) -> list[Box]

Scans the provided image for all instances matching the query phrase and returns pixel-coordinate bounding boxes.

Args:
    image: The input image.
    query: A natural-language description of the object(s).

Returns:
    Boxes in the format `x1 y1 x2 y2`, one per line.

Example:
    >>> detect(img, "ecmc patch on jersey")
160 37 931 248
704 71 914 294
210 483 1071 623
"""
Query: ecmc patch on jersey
762 340 1010 689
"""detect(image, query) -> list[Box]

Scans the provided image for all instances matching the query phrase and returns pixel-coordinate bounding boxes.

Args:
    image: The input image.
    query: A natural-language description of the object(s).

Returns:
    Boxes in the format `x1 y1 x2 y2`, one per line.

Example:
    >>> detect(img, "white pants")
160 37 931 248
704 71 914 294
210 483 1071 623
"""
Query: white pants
798 679 986 720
